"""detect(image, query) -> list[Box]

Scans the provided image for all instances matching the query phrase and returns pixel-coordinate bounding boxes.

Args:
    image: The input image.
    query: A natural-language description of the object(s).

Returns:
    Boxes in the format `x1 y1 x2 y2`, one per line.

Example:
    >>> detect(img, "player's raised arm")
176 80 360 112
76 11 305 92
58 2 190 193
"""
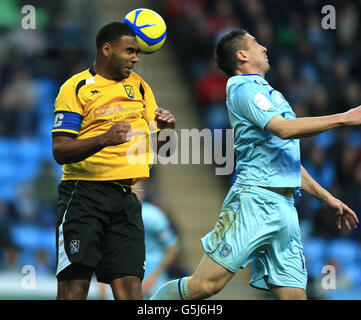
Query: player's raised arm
265 105 361 140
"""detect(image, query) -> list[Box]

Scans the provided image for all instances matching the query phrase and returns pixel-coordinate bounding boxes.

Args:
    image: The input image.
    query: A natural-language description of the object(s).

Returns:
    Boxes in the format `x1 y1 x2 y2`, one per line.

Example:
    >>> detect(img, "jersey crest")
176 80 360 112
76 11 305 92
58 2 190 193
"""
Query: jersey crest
124 85 135 99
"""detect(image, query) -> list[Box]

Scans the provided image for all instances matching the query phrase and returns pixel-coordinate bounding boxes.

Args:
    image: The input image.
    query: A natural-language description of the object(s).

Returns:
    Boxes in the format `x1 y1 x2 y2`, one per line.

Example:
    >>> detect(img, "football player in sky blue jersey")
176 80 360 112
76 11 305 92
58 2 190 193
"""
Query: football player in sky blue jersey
133 181 180 299
151 29 360 300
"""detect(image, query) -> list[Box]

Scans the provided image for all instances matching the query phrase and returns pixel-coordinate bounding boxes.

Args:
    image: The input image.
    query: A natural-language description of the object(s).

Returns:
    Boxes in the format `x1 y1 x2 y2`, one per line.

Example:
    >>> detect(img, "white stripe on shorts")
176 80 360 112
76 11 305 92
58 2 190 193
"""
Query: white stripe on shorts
56 181 79 276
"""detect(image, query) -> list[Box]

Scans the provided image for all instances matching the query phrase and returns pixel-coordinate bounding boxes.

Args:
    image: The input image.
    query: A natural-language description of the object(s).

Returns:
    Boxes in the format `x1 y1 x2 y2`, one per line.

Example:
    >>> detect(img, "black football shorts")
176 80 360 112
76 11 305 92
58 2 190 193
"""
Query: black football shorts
55 180 145 283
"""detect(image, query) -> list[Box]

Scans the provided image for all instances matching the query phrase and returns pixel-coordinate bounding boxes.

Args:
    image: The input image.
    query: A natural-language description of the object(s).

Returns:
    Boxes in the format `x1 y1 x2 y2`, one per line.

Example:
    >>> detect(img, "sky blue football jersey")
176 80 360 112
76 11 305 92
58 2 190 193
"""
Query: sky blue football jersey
142 202 178 278
226 74 301 188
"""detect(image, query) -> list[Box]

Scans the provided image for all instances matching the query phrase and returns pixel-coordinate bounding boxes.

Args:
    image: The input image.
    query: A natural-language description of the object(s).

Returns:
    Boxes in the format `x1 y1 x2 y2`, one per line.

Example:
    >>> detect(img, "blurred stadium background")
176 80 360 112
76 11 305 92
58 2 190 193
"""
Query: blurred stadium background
0 0 361 300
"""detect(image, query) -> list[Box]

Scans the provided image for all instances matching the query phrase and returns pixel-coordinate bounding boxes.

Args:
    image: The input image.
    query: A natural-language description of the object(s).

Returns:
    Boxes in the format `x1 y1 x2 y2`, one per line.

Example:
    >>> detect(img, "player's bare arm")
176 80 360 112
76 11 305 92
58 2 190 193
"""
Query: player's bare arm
52 122 132 164
301 165 359 231
265 105 361 140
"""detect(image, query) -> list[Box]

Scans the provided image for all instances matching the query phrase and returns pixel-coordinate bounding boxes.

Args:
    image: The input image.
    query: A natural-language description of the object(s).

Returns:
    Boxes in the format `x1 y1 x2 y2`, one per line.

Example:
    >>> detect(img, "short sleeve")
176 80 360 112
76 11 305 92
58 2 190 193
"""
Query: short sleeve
52 79 83 137
54 78 83 115
234 84 282 129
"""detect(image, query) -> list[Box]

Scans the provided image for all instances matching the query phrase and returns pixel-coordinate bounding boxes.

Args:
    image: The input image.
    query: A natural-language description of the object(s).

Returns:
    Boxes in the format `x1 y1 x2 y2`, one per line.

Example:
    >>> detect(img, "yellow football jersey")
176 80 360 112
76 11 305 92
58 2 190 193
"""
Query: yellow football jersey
52 67 159 182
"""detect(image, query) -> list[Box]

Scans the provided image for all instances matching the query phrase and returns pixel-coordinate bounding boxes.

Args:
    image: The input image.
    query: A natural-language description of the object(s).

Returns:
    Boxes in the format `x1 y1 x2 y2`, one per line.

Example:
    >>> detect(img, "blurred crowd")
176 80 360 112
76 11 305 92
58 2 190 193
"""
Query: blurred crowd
0 0 89 277
162 0 361 299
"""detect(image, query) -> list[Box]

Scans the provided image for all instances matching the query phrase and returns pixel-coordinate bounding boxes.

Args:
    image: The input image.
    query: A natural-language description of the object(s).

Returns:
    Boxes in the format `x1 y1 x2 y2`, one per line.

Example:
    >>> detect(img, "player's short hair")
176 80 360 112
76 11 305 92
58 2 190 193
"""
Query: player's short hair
215 29 249 76
96 22 135 49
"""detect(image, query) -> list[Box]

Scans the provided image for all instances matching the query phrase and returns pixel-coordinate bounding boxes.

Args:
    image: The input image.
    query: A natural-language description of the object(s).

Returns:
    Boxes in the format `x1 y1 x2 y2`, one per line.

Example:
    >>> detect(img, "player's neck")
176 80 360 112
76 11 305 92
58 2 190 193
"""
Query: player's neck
236 66 265 78
92 63 114 81
236 70 265 78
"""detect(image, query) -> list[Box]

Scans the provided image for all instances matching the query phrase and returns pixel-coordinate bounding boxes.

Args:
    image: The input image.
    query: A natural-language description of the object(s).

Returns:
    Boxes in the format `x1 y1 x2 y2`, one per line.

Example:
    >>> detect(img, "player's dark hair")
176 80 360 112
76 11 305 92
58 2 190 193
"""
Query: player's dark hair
96 22 135 49
215 29 249 76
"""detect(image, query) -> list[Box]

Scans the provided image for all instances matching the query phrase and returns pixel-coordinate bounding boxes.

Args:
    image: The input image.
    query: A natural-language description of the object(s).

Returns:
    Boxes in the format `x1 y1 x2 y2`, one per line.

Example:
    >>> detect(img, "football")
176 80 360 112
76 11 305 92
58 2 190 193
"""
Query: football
123 8 167 54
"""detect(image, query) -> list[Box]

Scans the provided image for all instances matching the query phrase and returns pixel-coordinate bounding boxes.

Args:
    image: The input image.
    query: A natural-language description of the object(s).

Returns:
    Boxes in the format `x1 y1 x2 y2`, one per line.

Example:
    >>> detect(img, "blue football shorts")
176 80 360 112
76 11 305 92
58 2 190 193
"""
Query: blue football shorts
201 183 307 291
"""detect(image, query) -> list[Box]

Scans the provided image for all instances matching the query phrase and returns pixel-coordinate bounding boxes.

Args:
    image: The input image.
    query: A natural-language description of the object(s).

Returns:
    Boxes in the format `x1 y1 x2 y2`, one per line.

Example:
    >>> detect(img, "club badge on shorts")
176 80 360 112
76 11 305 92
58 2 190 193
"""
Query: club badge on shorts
220 244 232 257
69 239 80 255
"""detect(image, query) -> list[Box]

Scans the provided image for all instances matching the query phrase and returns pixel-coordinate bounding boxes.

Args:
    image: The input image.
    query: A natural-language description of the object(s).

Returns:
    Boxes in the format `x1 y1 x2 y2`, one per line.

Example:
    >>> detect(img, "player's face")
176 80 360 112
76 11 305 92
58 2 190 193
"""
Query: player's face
108 36 139 81
243 34 269 75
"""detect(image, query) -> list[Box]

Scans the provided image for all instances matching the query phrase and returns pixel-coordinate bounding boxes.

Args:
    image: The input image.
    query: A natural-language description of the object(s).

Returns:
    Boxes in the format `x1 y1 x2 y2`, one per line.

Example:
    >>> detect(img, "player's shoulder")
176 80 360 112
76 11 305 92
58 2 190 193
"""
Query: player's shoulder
129 71 151 89
227 76 259 99
60 69 94 91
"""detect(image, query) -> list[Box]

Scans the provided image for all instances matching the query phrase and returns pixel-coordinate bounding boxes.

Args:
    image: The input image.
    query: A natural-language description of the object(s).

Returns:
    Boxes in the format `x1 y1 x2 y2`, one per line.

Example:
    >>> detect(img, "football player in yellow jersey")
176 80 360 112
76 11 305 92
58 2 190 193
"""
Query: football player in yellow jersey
52 22 176 300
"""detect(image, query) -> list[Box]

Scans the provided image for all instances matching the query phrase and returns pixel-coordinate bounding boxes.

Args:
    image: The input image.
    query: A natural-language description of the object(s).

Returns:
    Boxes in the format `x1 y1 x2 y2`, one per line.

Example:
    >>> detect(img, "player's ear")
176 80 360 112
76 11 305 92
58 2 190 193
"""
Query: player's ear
101 42 112 57
236 50 248 64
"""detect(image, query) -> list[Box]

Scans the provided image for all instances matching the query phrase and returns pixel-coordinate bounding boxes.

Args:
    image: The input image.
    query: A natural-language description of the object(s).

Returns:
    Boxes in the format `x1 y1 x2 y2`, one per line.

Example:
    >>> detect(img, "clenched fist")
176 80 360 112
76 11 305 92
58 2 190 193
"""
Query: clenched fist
101 122 132 146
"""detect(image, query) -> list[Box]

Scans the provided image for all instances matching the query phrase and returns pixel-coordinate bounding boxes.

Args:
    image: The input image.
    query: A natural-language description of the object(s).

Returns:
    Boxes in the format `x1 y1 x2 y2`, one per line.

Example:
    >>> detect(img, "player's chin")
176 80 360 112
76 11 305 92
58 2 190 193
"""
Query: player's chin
115 70 130 81
264 62 270 73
